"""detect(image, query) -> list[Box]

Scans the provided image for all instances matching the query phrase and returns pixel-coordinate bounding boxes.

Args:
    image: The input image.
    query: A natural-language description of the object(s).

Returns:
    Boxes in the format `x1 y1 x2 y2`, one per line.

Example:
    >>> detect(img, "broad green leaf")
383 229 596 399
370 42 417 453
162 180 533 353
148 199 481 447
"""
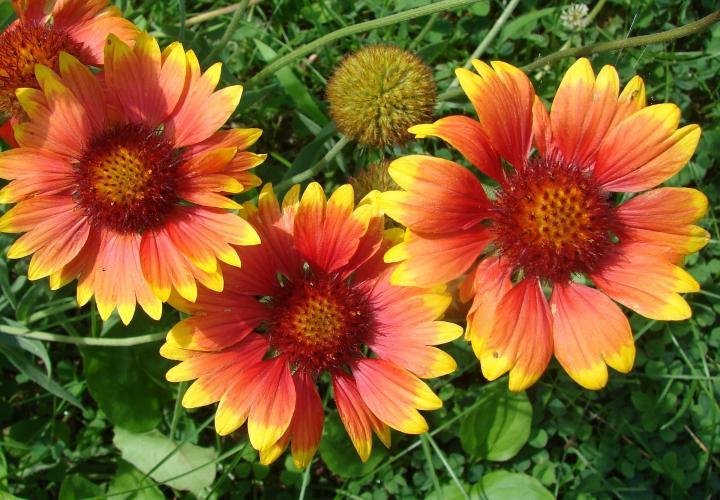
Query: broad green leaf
0 341 83 410
459 386 532 461
499 8 555 42
318 412 387 478
58 475 104 500
0 327 51 376
471 471 554 500
113 427 216 492
107 460 164 500
81 312 173 432
254 39 327 126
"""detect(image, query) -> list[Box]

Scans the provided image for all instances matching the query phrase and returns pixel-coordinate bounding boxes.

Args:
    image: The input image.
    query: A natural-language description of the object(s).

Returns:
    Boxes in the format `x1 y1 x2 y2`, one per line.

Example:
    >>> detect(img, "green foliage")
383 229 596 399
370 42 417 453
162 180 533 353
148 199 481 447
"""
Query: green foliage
1 0 719 498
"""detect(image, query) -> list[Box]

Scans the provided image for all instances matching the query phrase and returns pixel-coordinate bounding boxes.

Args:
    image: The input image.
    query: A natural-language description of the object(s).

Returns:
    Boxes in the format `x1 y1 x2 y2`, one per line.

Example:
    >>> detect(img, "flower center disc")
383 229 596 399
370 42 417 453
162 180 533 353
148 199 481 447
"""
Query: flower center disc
493 158 614 282
0 22 82 116
268 274 373 373
74 124 180 233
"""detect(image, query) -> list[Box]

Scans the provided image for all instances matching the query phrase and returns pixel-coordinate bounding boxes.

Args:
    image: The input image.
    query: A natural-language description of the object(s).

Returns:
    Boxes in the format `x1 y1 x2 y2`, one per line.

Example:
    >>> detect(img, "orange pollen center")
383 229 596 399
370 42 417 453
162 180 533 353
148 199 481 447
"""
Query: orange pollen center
517 184 595 249
74 124 180 233
493 158 615 283
0 22 83 116
92 146 155 206
267 274 373 373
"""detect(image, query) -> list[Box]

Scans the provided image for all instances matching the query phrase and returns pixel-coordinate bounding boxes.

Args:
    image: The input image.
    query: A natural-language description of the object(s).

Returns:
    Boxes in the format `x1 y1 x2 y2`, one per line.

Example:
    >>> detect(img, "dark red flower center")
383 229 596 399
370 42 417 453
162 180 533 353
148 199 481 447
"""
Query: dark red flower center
267 272 374 374
0 22 84 117
73 124 180 233
492 157 615 283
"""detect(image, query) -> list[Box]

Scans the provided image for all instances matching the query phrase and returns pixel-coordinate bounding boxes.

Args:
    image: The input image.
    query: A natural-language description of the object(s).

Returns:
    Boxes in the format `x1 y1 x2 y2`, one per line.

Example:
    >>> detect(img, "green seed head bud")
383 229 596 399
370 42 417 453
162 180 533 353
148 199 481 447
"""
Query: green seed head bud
350 160 399 203
327 45 436 148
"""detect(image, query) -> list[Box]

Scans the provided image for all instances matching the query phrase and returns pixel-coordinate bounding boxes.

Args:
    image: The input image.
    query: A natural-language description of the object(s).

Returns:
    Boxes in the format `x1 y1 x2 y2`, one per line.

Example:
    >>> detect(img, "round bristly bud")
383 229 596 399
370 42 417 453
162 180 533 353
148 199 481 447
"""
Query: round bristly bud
327 45 436 148
350 160 399 203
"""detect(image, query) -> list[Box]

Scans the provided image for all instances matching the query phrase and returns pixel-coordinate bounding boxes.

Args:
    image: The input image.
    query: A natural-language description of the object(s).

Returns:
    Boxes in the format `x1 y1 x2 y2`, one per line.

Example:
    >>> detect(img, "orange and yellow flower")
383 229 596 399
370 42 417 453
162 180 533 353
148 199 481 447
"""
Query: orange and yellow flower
381 58 708 391
0 33 265 324
161 183 461 467
0 0 138 144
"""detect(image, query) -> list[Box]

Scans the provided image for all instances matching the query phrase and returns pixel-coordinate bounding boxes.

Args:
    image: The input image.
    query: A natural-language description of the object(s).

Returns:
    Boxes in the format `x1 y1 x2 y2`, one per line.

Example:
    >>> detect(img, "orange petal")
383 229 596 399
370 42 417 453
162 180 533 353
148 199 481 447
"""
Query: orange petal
550 60 620 166
616 187 709 258
293 183 369 274
609 75 646 129
478 278 553 391
550 282 635 390
104 33 176 127
464 256 512 358
333 371 390 462
386 227 492 288
590 244 699 321
382 155 489 233
247 357 296 451
456 60 534 169
287 372 324 469
593 104 700 192
352 359 441 435
57 52 106 133
408 116 503 181
166 53 242 147
532 96 555 158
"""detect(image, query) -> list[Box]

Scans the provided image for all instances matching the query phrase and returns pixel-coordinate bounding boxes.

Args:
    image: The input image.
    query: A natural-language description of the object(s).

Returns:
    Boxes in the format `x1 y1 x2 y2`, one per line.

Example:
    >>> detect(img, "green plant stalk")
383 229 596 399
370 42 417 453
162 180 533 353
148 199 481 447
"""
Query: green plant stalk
272 136 350 193
247 0 483 85
447 0 521 88
203 0 248 65
439 10 720 100
0 325 165 346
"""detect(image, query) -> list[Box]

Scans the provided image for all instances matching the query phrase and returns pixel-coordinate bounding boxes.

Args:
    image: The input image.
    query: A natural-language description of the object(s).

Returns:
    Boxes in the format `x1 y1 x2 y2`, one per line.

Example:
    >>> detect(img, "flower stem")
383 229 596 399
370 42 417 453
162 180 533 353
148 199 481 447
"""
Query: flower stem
272 136 350 193
447 0 522 89
203 0 249 65
0 325 165 346
439 9 720 100
247 0 483 86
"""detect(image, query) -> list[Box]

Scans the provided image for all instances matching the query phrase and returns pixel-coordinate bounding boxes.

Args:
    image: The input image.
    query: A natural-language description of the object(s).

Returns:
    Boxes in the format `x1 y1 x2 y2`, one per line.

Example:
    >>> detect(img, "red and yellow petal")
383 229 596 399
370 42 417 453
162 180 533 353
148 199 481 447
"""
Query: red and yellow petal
166 52 242 148
593 104 701 192
246 357 296 451
590 244 699 321
550 59 620 166
408 116 503 181
382 155 489 233
293 183 370 274
456 60 534 169
352 358 441 435
617 187 709 258
333 371 391 462
104 33 176 128
610 75 646 128
57 52 106 133
478 278 553 391
385 227 492 288
550 282 635 390
286 372 324 469
464 256 512 359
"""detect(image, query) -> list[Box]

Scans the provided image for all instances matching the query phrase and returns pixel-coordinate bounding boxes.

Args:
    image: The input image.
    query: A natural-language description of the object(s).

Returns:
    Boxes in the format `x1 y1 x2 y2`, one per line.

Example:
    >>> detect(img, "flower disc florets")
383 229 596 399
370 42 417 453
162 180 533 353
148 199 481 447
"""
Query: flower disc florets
493 157 614 283
327 45 436 148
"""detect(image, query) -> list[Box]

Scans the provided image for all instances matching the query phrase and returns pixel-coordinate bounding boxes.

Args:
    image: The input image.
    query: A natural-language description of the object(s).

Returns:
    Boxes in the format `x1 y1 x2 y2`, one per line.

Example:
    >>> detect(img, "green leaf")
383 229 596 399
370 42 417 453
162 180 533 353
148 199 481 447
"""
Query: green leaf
107 460 165 500
471 471 554 500
499 8 555 42
253 39 327 126
81 312 173 432
58 475 104 500
459 386 532 461
113 427 216 492
318 412 388 478
0 341 84 410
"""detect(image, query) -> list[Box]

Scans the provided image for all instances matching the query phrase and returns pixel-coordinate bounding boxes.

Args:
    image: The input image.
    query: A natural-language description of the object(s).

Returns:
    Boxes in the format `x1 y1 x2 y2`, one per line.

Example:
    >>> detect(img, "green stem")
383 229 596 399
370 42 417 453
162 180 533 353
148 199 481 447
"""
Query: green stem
247 0 483 86
203 0 249 65
447 0 521 88
439 9 720 101
0 325 165 346
169 381 187 440
408 13 439 51
425 433 470 500
524 9 720 71
420 435 443 498
272 136 350 192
